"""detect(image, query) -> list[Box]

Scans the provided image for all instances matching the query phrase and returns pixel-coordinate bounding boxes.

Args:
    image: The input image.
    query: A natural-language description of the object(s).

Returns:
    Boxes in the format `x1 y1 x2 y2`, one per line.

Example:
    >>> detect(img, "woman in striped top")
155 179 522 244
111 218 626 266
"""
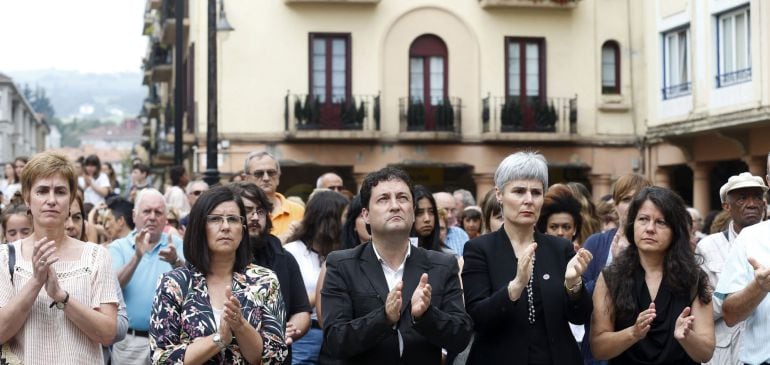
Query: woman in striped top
0 151 119 364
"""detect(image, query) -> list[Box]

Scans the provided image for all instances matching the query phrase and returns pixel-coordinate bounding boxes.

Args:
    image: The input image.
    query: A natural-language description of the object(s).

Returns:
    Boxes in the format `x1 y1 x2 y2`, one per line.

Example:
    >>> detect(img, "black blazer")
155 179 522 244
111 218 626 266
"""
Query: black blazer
462 229 592 365
321 242 472 365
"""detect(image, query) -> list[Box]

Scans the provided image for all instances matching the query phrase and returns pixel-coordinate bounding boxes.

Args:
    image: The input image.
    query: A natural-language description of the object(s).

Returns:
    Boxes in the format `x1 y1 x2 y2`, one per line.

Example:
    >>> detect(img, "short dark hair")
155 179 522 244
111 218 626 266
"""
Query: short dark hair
183 186 252 274
132 163 150 175
227 181 273 235
341 195 367 249
536 192 583 238
107 197 135 230
170 165 186 186
359 166 414 210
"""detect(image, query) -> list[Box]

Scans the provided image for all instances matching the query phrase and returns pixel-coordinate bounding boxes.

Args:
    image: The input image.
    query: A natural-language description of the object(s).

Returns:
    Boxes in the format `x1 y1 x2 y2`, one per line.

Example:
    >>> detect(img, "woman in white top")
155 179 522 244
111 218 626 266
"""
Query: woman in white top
284 190 349 365
2 162 20 206
79 154 111 206
0 151 118 364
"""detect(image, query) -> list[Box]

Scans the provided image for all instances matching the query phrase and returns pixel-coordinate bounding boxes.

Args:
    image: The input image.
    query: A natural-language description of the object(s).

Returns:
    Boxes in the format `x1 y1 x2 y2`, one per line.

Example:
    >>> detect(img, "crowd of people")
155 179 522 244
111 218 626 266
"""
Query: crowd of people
1 149 770 364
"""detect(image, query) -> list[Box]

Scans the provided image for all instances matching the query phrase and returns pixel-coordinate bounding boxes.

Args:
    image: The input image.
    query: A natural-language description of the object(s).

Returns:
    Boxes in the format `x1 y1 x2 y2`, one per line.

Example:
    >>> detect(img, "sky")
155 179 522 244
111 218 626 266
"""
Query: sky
0 0 146 74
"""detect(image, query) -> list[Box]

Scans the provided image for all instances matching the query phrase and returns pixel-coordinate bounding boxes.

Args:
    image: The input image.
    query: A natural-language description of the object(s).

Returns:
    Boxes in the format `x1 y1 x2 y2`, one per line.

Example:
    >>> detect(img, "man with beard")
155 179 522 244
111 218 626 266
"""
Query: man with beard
228 182 312 362
698 172 768 365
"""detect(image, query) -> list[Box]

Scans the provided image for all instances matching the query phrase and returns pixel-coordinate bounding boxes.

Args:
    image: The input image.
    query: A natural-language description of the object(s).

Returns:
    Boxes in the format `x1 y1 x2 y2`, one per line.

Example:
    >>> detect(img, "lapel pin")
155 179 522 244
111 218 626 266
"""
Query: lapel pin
543 273 550 280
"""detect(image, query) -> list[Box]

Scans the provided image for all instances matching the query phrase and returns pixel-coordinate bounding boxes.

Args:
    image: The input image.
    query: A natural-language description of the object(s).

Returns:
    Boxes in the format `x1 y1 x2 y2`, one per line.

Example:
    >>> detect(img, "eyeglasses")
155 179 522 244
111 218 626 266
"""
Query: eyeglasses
246 207 267 218
328 185 344 192
190 190 205 196
251 169 278 178
206 215 245 227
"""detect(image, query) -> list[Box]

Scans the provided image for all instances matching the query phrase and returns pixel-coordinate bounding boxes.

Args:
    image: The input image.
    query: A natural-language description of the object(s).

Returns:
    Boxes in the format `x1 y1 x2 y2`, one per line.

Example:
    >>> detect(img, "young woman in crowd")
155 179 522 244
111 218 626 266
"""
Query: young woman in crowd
2 163 20 206
481 188 504 234
102 162 120 195
461 206 483 239
80 154 111 206
462 151 593 364
0 151 118 364
537 188 583 251
340 195 370 249
150 186 287 364
284 190 349 364
590 187 715 364
1 204 32 244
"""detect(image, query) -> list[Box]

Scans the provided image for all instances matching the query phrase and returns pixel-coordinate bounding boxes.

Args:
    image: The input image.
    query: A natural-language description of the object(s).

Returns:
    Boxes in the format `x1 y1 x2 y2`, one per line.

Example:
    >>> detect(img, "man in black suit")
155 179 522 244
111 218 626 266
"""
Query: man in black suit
321 167 472 364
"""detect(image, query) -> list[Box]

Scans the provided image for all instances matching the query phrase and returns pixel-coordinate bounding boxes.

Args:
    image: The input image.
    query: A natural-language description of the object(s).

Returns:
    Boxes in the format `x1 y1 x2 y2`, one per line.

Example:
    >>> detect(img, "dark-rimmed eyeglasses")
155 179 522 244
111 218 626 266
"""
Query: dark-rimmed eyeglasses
251 169 278 178
206 215 245 227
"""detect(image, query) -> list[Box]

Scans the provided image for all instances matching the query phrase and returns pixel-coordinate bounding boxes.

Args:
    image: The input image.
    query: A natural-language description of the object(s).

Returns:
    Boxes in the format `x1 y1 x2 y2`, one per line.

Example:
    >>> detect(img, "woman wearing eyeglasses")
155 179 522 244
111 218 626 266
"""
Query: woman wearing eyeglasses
149 186 288 364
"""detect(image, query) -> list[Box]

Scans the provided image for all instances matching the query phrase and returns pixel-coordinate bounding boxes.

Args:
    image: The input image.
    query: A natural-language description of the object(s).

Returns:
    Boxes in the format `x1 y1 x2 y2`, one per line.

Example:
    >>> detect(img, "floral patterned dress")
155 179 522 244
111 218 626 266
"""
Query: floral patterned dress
149 263 287 364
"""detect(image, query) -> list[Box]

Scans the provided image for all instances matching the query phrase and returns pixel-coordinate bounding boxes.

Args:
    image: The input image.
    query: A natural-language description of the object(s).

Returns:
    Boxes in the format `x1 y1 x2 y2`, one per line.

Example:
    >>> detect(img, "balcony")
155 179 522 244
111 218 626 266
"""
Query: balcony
160 0 189 46
283 0 380 3
481 95 576 141
661 82 691 100
148 0 161 10
479 0 580 9
284 93 381 140
398 97 462 140
149 44 172 82
716 67 751 88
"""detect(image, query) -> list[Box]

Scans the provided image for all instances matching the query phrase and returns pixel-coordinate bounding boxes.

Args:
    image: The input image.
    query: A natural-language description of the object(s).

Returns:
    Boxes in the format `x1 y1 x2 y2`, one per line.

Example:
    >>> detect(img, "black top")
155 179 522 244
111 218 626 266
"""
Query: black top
462 229 591 365
610 270 697 365
252 234 312 363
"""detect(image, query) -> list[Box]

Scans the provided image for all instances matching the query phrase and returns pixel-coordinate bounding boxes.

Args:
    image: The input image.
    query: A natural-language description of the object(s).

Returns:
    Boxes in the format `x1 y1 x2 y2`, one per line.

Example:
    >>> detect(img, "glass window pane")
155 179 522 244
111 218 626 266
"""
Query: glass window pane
508 43 520 96
332 39 346 56
736 12 747 69
313 39 326 54
602 45 616 87
410 57 424 102
430 57 444 105
678 31 688 83
722 17 734 72
526 43 539 96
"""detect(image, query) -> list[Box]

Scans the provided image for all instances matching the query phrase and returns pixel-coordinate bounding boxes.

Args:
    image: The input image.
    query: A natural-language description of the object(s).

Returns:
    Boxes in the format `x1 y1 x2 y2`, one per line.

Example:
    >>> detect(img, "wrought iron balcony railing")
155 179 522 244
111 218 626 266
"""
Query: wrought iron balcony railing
398 97 462 134
716 67 751 88
482 95 576 134
284 93 380 133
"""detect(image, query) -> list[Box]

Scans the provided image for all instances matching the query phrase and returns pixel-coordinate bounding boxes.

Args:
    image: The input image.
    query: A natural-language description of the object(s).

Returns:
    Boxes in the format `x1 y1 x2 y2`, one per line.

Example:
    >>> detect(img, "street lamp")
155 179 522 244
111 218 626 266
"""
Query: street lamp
203 0 234 186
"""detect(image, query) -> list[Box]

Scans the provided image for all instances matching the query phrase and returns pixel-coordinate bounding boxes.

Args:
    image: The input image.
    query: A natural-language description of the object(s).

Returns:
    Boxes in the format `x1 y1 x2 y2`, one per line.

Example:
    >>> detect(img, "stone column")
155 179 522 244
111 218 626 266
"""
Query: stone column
588 174 612 202
689 162 713 214
653 167 671 189
473 173 495 205
742 155 767 177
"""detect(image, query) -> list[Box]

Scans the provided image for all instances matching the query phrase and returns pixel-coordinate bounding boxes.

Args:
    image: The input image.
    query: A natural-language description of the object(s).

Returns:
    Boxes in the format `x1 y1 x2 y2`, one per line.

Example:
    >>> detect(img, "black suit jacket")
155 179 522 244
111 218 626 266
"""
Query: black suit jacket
462 229 592 365
321 242 472 365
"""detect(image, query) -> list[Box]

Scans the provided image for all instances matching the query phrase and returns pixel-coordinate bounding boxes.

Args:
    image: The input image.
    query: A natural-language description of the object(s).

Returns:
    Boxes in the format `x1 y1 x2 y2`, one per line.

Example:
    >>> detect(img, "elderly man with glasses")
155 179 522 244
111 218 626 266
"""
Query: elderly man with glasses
242 151 305 240
316 172 345 192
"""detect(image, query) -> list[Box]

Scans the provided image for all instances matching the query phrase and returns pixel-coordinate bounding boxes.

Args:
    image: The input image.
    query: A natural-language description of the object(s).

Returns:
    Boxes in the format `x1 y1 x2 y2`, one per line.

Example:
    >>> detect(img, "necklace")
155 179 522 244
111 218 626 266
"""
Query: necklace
527 252 536 324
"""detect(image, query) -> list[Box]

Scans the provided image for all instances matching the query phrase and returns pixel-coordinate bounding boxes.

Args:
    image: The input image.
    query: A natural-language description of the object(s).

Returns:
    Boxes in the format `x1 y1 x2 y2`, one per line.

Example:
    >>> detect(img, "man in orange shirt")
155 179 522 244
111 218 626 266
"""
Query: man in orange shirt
243 151 304 242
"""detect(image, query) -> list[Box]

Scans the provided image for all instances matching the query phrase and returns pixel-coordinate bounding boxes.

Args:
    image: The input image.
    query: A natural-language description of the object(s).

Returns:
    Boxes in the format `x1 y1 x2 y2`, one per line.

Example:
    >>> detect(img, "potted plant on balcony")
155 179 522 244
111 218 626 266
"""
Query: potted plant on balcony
407 99 425 131
500 97 523 132
534 102 557 132
296 94 321 129
341 98 365 130
435 98 455 131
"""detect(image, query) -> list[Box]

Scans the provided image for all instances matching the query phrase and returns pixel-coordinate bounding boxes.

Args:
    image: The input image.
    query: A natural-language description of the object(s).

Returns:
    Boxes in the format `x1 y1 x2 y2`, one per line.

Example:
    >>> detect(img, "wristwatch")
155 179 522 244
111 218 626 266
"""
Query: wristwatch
212 333 227 351
50 291 70 310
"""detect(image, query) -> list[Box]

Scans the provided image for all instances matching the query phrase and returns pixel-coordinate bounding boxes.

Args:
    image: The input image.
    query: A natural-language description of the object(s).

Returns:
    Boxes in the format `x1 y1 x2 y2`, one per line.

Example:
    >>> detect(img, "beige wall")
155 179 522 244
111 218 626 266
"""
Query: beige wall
190 0 640 141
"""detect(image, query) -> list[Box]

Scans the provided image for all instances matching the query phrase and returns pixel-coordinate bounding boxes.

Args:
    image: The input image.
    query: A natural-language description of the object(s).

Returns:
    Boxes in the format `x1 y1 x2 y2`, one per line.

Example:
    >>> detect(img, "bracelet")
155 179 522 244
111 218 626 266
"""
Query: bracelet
565 279 583 295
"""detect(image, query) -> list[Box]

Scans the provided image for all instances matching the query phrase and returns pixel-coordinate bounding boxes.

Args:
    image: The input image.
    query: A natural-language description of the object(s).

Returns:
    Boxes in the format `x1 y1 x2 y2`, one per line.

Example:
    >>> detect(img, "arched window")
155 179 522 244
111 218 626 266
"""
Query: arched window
601 41 620 94
408 34 449 131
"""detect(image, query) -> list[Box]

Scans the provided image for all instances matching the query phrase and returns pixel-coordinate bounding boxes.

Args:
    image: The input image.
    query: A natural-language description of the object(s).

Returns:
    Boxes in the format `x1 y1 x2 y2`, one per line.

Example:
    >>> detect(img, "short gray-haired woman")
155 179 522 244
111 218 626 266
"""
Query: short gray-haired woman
462 151 594 364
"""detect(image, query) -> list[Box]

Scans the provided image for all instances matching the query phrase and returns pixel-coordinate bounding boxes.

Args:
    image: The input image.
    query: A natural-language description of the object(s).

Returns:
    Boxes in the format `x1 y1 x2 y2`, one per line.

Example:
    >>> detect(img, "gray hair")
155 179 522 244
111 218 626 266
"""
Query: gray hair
453 189 476 206
243 150 280 174
494 151 548 190
185 180 209 194
134 188 167 214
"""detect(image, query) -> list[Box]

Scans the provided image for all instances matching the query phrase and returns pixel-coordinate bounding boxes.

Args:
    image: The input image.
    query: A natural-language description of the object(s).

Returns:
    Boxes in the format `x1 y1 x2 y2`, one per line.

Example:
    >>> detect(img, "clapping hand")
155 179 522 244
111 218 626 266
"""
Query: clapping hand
631 303 656 340
31 236 57 285
749 257 770 292
674 306 695 340
411 273 432 319
565 248 593 287
159 235 179 266
385 281 403 325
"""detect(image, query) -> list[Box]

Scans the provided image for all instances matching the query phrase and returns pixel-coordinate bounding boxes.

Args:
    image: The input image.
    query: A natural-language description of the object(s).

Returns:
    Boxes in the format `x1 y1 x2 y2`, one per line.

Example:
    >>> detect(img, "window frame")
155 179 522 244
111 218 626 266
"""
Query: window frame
601 40 621 95
504 37 547 102
716 5 751 87
308 32 352 104
661 26 691 100
408 33 449 106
